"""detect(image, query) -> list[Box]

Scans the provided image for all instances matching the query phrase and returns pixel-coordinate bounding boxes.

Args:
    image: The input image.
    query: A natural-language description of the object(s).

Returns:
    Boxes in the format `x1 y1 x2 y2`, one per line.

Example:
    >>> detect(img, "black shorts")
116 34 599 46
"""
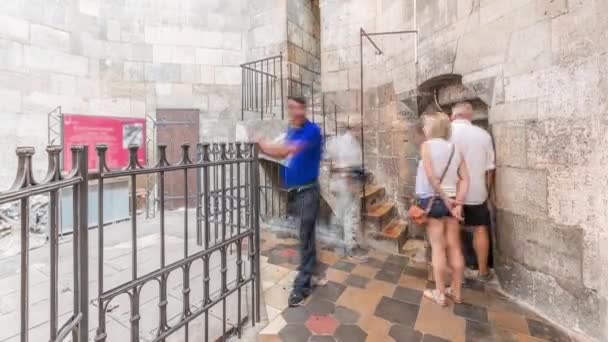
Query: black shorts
463 202 491 227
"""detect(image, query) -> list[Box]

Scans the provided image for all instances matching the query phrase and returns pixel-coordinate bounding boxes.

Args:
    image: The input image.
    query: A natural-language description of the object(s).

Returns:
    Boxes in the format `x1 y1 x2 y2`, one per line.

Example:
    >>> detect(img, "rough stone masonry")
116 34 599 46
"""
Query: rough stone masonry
1 0 607 340
320 0 608 340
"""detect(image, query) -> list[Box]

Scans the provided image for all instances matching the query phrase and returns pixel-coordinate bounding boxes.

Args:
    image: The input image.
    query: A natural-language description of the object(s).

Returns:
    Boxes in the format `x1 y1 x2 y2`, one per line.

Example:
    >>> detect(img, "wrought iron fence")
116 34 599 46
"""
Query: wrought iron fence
241 55 284 120
0 145 89 342
0 142 261 342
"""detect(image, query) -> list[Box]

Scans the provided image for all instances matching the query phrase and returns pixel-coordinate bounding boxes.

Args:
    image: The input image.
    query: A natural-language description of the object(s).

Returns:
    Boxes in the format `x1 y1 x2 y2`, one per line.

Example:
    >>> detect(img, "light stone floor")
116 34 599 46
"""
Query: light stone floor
0 210 253 342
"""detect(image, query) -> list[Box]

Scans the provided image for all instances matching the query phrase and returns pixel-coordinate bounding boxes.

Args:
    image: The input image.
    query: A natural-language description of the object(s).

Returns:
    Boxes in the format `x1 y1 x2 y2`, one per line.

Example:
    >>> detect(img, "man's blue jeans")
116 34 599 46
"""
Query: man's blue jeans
287 184 320 294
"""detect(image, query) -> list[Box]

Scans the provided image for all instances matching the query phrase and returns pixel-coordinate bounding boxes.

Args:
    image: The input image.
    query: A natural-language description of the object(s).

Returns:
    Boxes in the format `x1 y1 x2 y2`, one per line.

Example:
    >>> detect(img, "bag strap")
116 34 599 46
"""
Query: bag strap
424 144 456 213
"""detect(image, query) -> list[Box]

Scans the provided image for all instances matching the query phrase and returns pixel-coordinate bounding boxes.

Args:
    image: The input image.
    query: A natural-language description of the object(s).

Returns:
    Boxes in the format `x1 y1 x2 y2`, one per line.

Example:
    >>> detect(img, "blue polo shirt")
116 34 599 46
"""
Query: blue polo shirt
282 120 322 188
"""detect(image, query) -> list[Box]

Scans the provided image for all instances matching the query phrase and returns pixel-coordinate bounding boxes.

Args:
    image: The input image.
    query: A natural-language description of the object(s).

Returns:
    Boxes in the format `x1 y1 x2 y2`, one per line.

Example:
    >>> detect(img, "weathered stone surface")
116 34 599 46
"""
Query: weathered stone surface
526 119 596 168
0 14 29 42
495 210 584 291
504 20 551 77
491 122 526 168
488 98 537 123
24 46 88 76
495 167 547 218
30 24 71 52
536 56 603 120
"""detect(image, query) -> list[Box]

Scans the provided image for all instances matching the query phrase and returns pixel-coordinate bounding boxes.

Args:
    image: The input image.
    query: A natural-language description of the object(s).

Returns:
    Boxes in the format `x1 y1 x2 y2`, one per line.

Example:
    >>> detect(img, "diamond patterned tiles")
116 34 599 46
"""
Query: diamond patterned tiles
257 230 577 342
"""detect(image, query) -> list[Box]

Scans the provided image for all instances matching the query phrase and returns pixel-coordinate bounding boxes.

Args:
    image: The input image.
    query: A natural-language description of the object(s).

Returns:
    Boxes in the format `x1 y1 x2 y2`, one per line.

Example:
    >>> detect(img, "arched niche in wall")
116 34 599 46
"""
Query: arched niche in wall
417 74 489 128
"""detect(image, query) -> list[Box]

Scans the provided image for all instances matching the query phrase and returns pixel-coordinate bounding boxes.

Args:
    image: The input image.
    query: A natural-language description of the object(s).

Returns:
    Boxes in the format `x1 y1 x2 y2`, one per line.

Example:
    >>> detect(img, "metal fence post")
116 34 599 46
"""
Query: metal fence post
251 144 261 322
78 146 89 341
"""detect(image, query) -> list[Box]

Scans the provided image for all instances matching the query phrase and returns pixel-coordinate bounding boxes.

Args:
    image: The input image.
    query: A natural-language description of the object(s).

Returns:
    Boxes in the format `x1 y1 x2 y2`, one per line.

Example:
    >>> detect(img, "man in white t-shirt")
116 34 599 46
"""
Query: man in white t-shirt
450 101 495 281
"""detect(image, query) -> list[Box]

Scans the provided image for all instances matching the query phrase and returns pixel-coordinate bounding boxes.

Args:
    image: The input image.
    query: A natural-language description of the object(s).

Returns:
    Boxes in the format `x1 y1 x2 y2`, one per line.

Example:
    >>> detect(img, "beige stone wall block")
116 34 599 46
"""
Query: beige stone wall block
417 39 456 83
144 63 180 82
153 45 195 64
453 17 511 74
123 62 145 81
180 64 200 84
30 24 70 52
89 97 135 117
323 70 348 92
50 74 76 96
79 0 101 17
24 46 88 76
504 20 551 77
0 88 22 113
0 39 24 71
489 98 538 123
547 166 608 231
106 19 121 41
416 0 457 40
495 166 547 218
22 91 88 115
195 48 223 65
0 14 29 42
503 71 539 102
526 119 595 168
551 4 605 65
537 56 602 120
479 0 532 25
214 66 241 85
492 122 526 168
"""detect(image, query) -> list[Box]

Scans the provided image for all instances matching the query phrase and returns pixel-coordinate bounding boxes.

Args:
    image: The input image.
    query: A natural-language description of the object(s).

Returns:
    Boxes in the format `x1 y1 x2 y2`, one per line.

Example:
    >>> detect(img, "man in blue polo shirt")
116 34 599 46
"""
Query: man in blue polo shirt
257 96 322 306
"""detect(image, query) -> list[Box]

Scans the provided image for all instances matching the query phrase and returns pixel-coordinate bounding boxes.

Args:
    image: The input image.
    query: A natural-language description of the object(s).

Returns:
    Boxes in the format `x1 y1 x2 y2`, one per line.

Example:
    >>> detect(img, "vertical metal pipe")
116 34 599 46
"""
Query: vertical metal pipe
334 104 338 137
252 145 261 322
241 68 245 120
131 173 137 280
360 29 367 215
220 144 228 339
20 195 29 342
196 152 202 246
96 145 107 342
312 82 315 123
280 54 285 119
49 188 58 341
71 150 79 342
78 146 89 341
158 169 168 338
235 143 243 337
201 144 211 342
260 62 264 120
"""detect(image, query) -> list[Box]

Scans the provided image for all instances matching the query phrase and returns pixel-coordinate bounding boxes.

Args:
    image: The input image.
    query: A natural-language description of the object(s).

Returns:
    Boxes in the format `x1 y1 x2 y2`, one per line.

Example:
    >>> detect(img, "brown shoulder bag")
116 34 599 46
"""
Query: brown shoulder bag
407 145 455 225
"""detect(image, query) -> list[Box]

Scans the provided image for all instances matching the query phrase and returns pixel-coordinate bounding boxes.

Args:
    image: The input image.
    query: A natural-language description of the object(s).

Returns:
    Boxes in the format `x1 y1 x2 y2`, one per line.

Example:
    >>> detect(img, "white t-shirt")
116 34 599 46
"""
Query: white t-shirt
450 119 495 205
415 139 462 199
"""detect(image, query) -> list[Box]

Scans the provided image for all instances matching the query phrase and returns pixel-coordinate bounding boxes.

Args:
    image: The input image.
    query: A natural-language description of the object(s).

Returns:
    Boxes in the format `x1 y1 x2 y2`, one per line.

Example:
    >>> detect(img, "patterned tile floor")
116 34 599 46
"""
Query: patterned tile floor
256 231 576 342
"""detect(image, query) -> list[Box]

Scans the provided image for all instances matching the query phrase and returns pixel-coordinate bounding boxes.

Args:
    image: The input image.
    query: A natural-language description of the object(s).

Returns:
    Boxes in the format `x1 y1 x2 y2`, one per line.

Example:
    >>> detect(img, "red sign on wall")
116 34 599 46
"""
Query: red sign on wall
63 114 146 171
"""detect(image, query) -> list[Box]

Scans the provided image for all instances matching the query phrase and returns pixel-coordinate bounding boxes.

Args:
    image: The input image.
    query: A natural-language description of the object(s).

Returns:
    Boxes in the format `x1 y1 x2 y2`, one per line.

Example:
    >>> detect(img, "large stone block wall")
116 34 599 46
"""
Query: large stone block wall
321 0 608 339
0 0 248 187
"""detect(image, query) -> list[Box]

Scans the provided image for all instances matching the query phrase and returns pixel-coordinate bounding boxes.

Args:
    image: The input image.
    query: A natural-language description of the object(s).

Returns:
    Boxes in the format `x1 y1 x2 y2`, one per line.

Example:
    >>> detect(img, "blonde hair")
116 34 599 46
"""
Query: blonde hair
422 112 451 140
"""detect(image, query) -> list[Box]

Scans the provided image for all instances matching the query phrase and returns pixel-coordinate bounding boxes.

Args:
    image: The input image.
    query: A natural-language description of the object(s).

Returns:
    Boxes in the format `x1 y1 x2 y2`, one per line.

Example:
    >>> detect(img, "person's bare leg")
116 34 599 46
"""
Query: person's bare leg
427 218 447 297
446 217 465 301
473 226 490 276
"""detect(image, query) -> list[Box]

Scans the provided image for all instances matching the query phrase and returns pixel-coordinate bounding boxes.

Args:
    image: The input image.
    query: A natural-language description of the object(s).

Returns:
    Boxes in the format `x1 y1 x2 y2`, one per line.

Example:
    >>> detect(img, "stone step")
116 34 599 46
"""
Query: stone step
359 185 385 209
365 218 408 255
364 201 396 231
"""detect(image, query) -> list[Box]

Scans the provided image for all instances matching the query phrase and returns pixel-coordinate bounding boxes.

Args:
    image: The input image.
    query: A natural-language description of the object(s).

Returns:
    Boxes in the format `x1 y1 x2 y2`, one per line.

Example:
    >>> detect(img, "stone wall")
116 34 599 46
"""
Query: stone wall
320 0 608 339
286 0 321 90
0 0 248 187
320 0 419 226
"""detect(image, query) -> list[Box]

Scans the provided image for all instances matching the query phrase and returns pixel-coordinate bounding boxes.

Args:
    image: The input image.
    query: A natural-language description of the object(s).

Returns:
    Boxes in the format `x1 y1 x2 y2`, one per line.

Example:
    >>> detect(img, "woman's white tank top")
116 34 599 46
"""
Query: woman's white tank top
415 139 461 199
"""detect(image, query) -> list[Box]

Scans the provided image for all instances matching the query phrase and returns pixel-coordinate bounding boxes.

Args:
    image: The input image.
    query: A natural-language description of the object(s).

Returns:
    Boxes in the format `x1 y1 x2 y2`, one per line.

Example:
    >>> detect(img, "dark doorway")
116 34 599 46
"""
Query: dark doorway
156 109 200 209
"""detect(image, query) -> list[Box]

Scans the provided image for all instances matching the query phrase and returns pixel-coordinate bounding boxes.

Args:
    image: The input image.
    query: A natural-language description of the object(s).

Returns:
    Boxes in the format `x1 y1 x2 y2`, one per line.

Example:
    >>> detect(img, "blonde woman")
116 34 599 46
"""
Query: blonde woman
416 112 469 306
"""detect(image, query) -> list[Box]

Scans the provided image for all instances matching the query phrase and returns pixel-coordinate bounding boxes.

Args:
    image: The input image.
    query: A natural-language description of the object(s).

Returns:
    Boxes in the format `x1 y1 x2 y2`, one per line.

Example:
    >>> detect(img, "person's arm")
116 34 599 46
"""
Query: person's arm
452 153 469 220
485 135 496 202
420 142 452 207
257 140 302 159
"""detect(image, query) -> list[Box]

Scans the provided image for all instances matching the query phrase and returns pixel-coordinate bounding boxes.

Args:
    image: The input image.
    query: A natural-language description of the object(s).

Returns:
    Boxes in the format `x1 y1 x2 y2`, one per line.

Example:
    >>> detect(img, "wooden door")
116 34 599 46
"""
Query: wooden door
156 109 200 209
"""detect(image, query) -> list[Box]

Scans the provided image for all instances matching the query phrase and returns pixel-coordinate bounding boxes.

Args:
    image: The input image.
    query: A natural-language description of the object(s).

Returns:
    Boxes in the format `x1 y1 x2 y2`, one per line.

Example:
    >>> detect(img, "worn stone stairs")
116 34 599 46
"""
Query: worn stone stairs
361 180 408 255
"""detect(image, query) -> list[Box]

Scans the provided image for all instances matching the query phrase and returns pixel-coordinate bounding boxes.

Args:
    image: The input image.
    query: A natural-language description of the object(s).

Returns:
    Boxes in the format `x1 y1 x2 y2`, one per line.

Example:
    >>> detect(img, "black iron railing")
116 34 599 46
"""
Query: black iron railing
241 55 284 120
0 142 262 342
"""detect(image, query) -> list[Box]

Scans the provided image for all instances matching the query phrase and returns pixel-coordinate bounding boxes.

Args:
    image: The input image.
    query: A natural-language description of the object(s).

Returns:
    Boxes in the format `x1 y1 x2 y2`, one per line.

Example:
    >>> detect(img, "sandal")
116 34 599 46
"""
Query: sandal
423 289 447 306
445 287 463 304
